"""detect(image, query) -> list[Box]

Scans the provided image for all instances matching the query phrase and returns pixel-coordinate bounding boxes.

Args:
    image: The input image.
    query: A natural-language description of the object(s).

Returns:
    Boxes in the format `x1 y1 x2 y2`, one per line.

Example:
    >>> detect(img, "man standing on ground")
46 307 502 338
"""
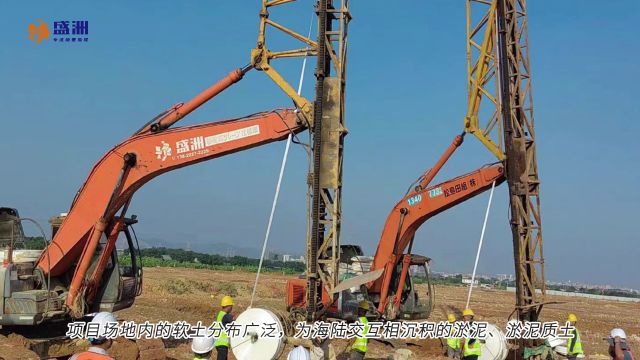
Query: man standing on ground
446 313 461 358
566 313 584 360
70 312 117 360
461 309 482 360
350 301 370 360
214 295 235 360
608 328 634 360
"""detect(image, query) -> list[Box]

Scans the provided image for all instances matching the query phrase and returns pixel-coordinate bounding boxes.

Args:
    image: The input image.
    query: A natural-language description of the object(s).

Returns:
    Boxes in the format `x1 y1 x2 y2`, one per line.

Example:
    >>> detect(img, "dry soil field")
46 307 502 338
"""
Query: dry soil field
2 267 637 359
115 267 638 359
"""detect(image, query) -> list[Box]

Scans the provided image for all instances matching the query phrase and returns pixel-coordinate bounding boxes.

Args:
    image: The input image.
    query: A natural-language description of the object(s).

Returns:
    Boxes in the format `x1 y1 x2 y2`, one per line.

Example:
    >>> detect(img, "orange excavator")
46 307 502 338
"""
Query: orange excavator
286 134 505 320
0 65 308 326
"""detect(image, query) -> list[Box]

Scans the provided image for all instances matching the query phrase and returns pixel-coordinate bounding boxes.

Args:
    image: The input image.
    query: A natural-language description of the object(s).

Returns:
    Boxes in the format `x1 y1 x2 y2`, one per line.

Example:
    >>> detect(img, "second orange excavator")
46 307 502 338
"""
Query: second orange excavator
286 134 505 321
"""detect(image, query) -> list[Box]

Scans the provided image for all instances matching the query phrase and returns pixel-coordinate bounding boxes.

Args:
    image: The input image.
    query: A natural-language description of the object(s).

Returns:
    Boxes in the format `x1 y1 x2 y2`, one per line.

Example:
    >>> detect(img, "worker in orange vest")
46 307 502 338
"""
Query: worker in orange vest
69 312 117 360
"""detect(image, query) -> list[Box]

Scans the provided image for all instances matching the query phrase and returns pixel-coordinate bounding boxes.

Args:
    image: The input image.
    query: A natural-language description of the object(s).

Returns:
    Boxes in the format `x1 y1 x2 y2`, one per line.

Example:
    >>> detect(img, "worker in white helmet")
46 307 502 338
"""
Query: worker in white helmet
192 335 216 360
608 328 635 360
69 312 117 360
287 345 312 360
286 336 337 360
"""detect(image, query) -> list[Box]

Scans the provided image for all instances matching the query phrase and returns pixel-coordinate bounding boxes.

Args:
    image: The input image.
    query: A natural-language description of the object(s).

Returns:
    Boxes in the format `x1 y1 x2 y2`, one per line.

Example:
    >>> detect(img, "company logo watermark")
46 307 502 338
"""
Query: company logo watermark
28 19 89 44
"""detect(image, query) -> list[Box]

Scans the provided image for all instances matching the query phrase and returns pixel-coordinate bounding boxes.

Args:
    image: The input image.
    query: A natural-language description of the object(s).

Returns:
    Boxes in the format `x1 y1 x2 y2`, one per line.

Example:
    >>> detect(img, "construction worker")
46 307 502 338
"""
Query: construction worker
191 335 216 360
608 328 635 360
350 300 370 360
446 313 461 358
214 295 235 360
287 345 312 360
69 312 117 360
286 336 337 360
566 313 584 359
461 309 481 360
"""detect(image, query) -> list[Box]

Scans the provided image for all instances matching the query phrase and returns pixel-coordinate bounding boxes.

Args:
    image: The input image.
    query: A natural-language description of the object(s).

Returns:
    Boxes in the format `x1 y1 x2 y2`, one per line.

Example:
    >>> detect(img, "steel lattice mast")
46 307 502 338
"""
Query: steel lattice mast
464 0 546 330
251 0 350 321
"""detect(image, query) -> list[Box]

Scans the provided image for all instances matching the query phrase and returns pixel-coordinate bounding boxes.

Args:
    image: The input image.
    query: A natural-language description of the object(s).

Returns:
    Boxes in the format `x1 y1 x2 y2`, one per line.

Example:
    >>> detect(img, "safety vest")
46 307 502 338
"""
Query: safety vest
567 329 583 355
352 316 369 353
463 338 482 357
214 310 230 348
447 337 461 349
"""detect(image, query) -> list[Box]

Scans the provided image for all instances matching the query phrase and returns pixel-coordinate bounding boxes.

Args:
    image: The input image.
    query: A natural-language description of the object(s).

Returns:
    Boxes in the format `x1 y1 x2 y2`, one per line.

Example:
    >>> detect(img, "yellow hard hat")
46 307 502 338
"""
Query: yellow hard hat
567 313 577 322
447 314 456 323
358 300 369 310
462 308 475 317
221 295 234 307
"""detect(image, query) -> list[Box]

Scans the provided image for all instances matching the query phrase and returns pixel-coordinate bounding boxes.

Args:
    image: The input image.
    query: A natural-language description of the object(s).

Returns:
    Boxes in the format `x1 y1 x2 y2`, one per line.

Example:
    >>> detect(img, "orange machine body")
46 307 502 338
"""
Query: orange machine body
286 135 505 319
369 164 504 313
38 109 303 277
31 66 306 313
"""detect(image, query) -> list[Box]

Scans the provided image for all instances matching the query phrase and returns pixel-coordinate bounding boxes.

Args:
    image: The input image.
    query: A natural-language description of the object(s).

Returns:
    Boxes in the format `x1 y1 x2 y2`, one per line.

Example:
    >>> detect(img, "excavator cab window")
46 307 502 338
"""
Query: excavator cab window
389 262 412 301
90 218 143 312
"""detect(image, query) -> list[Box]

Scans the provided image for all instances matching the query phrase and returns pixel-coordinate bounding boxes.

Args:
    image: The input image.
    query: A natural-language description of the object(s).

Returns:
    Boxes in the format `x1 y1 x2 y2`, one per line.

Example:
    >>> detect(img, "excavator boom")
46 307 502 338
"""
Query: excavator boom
37 109 303 276
369 164 505 314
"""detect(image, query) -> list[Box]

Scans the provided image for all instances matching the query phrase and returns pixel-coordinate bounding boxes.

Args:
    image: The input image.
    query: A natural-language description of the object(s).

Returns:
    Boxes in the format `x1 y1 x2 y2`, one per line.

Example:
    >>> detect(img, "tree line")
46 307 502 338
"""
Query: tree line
130 247 306 273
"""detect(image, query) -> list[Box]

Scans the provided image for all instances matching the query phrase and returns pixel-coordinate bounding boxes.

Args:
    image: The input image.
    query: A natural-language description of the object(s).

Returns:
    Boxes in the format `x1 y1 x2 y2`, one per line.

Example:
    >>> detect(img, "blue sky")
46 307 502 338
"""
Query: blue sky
1 1 638 289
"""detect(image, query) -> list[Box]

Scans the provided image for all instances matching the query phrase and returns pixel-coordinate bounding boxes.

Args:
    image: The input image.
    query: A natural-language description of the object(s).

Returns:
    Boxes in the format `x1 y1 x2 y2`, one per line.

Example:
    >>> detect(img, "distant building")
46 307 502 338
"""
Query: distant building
462 277 479 285
282 254 305 263
161 255 172 261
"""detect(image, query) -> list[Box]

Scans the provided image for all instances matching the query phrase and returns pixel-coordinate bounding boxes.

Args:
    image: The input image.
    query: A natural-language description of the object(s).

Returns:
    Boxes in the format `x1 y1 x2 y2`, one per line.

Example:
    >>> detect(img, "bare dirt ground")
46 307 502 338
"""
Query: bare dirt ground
109 267 639 360
3 267 635 359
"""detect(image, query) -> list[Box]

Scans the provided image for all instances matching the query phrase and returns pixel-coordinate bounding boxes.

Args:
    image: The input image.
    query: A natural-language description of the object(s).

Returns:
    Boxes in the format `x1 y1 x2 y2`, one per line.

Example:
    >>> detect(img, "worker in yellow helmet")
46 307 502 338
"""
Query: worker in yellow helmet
566 313 584 360
350 300 370 360
213 295 235 360
461 309 482 360
446 314 461 358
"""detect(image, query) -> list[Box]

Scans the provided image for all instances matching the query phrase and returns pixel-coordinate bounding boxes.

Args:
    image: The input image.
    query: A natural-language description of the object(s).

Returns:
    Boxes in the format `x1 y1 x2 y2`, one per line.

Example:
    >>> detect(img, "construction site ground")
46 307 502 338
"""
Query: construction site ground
2 267 637 359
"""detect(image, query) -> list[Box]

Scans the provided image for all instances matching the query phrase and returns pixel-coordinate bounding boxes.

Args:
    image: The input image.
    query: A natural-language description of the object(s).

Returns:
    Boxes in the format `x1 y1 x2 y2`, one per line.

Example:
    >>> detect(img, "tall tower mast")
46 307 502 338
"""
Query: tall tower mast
251 0 350 321
464 0 546 329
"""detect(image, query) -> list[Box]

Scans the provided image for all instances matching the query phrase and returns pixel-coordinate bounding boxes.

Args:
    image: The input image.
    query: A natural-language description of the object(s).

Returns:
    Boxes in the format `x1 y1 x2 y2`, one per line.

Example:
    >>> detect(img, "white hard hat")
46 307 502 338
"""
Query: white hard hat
89 312 117 342
191 336 215 354
287 346 311 360
610 328 627 339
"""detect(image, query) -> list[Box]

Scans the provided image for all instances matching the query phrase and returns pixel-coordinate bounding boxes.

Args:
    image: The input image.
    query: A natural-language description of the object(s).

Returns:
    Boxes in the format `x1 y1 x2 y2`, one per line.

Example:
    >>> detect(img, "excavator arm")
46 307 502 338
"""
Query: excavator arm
37 109 304 313
360 134 505 316
28 63 309 315
369 164 504 314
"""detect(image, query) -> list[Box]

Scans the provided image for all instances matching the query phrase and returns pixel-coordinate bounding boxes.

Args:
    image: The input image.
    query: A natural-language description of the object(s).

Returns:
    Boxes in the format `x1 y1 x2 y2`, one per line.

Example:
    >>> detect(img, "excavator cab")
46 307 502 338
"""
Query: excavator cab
388 254 434 320
75 216 144 313
0 211 143 326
